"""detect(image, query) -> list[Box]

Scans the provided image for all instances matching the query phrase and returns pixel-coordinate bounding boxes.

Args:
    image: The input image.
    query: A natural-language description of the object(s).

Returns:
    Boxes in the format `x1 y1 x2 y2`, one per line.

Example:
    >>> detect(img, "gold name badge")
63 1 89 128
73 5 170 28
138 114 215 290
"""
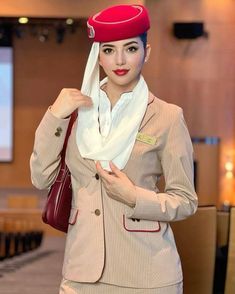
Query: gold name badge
136 132 157 145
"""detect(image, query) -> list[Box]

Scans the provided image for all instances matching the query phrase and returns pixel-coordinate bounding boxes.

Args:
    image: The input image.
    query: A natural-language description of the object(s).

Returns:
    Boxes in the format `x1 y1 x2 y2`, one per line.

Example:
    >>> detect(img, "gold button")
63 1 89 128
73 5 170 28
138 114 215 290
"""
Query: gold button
55 127 62 137
55 131 60 137
95 209 101 216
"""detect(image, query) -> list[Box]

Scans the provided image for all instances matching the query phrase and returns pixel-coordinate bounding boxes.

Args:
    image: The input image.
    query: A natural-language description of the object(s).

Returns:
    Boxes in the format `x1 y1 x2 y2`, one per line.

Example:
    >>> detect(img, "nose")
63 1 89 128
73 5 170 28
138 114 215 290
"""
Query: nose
115 50 126 66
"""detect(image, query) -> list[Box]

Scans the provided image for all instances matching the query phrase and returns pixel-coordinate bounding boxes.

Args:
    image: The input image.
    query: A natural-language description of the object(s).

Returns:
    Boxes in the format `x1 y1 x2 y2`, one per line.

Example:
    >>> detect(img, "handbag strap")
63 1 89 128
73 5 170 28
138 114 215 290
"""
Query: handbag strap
60 110 78 165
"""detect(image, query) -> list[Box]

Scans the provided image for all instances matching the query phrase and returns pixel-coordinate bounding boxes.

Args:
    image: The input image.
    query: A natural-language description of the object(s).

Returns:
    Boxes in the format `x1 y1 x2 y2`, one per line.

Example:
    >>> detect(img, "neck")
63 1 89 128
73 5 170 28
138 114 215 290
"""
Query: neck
103 76 140 108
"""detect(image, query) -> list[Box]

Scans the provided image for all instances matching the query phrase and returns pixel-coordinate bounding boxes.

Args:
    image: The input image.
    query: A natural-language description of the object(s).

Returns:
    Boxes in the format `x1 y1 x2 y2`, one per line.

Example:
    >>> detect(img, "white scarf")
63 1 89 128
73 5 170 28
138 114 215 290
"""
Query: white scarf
76 42 148 171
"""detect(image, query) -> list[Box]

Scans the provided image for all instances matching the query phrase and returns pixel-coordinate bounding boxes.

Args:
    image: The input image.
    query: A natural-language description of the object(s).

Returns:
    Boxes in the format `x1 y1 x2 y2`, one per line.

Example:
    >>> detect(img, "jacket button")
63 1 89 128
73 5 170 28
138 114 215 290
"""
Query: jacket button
95 173 99 180
55 127 62 137
95 209 101 216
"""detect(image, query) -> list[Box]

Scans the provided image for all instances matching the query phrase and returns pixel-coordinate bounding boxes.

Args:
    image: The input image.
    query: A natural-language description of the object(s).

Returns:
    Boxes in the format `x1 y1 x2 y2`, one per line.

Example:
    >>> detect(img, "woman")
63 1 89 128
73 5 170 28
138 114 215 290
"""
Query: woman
30 4 197 294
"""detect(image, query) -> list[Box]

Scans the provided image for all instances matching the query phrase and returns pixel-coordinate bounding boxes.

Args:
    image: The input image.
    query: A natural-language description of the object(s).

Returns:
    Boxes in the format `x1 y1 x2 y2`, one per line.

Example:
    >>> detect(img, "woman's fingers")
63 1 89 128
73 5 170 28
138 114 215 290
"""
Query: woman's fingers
75 95 93 108
96 161 114 182
50 88 93 118
96 161 107 177
109 161 122 177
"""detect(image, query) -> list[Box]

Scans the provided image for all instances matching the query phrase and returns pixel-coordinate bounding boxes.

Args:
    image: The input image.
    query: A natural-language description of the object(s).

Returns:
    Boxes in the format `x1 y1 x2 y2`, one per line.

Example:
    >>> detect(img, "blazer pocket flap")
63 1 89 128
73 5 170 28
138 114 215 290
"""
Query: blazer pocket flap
69 207 79 225
123 215 161 232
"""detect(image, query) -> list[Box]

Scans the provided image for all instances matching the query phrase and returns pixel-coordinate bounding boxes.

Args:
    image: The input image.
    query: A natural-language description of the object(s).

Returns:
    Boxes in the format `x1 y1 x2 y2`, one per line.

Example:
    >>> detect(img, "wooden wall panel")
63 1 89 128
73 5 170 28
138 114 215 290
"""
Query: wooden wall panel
0 27 90 187
0 0 235 207
144 0 235 206
0 0 143 18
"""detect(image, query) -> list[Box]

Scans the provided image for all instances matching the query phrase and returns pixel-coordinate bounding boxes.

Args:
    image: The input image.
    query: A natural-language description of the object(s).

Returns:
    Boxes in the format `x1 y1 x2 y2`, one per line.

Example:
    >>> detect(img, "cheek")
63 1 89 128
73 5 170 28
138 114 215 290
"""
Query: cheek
100 63 111 76
130 58 144 71
99 55 112 71
128 53 145 70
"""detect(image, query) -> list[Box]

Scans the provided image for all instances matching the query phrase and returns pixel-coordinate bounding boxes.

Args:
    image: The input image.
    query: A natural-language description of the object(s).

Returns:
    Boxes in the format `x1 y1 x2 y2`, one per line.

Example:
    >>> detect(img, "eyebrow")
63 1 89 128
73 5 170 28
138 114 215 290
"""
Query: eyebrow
101 41 139 48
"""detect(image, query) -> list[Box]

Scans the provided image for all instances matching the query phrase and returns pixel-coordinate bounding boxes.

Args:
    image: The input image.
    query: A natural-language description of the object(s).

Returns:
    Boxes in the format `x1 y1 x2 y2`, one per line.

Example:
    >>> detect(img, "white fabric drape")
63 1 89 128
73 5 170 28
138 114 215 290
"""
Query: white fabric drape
76 42 148 171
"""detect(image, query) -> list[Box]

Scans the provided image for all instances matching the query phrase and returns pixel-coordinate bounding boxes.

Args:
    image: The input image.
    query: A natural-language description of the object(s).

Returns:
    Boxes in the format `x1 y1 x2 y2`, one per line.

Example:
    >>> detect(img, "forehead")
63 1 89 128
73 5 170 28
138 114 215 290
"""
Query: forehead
100 37 141 47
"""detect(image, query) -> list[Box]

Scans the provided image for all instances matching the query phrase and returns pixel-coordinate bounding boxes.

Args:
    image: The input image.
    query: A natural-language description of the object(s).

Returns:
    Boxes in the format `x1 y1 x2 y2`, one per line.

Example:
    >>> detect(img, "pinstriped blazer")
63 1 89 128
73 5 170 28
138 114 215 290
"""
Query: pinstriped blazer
30 92 197 288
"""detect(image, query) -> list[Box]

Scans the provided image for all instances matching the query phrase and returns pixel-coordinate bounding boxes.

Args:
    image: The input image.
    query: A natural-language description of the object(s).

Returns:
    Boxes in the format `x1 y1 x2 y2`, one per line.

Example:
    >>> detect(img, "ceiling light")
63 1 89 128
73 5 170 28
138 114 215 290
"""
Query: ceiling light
18 17 29 24
66 18 74 25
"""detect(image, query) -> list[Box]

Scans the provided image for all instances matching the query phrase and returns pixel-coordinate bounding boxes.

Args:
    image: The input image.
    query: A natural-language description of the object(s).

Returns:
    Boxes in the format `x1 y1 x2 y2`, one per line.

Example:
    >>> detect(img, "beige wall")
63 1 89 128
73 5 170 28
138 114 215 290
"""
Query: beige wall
0 0 235 206
144 0 235 206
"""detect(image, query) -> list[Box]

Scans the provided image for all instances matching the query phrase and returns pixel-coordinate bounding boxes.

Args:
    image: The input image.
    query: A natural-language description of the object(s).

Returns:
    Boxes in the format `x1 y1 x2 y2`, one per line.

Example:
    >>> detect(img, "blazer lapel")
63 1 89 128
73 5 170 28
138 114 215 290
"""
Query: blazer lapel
139 92 156 131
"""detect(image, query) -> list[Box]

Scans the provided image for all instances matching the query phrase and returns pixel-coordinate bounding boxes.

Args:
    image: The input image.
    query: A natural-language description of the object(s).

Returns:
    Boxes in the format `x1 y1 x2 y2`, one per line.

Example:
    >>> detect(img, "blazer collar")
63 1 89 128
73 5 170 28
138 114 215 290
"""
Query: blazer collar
139 92 156 131
85 92 157 172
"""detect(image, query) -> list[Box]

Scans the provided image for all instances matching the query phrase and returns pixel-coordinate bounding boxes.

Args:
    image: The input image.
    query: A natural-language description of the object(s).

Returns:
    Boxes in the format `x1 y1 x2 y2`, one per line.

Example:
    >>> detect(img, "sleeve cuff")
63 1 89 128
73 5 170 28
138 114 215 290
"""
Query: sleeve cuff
36 108 70 137
126 186 159 220
34 109 71 156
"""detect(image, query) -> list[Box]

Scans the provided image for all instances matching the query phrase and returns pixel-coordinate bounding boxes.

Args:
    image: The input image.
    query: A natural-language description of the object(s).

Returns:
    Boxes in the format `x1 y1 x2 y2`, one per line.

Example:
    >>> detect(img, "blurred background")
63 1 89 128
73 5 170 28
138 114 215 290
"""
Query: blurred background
0 0 234 293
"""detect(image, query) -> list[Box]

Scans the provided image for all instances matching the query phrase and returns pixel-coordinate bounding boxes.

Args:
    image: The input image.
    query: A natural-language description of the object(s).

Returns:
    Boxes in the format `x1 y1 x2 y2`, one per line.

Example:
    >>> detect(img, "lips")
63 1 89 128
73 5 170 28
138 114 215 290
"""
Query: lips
113 69 129 76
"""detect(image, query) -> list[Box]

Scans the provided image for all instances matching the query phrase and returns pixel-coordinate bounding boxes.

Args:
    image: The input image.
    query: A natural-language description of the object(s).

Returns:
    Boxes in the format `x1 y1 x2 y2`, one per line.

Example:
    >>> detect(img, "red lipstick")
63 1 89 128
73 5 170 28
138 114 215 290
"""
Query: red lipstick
113 69 129 76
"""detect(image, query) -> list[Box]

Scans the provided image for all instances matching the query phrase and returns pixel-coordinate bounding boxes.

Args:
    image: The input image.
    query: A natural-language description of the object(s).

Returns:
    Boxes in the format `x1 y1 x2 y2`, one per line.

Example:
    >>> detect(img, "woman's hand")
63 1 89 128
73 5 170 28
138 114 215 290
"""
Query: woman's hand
50 88 93 119
96 161 136 207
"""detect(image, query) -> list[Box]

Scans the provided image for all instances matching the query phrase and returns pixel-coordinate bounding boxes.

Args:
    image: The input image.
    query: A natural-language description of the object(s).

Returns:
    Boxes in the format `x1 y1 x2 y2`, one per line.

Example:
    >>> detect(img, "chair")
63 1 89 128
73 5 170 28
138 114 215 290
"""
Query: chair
171 206 217 294
225 207 235 294
0 211 45 260
217 211 230 247
0 217 5 260
213 211 230 293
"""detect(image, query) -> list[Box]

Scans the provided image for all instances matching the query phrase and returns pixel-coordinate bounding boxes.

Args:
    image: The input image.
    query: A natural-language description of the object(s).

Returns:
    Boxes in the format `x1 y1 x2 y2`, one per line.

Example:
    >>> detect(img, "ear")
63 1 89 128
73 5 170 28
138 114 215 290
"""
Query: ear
144 44 151 63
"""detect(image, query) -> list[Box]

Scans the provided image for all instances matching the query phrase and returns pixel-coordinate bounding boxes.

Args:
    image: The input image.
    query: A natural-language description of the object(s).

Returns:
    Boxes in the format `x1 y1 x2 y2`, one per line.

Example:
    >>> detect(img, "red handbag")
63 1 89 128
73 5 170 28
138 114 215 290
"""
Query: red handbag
42 111 77 233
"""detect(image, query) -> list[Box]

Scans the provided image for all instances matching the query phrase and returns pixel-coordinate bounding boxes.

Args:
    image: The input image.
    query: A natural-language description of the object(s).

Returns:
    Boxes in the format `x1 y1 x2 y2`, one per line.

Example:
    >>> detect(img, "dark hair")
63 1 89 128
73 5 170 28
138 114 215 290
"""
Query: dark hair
139 32 148 48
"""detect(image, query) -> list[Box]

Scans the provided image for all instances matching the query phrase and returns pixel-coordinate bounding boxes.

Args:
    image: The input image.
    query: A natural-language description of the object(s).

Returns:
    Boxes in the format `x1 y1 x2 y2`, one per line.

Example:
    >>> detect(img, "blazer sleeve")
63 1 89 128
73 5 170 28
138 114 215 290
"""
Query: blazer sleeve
127 108 198 222
29 109 70 190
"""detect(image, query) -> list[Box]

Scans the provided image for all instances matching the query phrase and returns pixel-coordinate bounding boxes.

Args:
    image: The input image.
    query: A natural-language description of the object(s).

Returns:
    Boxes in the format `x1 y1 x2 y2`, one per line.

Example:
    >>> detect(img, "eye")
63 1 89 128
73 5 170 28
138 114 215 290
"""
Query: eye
127 46 139 52
102 48 113 54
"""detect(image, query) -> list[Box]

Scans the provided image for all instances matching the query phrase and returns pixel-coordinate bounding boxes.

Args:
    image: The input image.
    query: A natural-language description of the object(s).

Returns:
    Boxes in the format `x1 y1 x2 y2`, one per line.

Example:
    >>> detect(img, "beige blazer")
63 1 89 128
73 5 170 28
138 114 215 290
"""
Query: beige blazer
30 93 198 288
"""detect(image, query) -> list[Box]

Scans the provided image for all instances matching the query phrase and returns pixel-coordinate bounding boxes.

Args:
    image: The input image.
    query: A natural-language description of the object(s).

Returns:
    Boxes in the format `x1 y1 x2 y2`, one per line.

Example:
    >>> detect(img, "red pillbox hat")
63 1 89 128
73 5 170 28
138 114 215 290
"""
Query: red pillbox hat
87 4 150 42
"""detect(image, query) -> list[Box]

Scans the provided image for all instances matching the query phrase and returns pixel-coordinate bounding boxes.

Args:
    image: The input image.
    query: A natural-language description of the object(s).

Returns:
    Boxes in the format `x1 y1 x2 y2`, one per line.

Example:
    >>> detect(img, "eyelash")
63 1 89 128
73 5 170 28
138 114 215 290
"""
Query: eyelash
102 46 139 54
103 48 113 54
127 46 138 52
